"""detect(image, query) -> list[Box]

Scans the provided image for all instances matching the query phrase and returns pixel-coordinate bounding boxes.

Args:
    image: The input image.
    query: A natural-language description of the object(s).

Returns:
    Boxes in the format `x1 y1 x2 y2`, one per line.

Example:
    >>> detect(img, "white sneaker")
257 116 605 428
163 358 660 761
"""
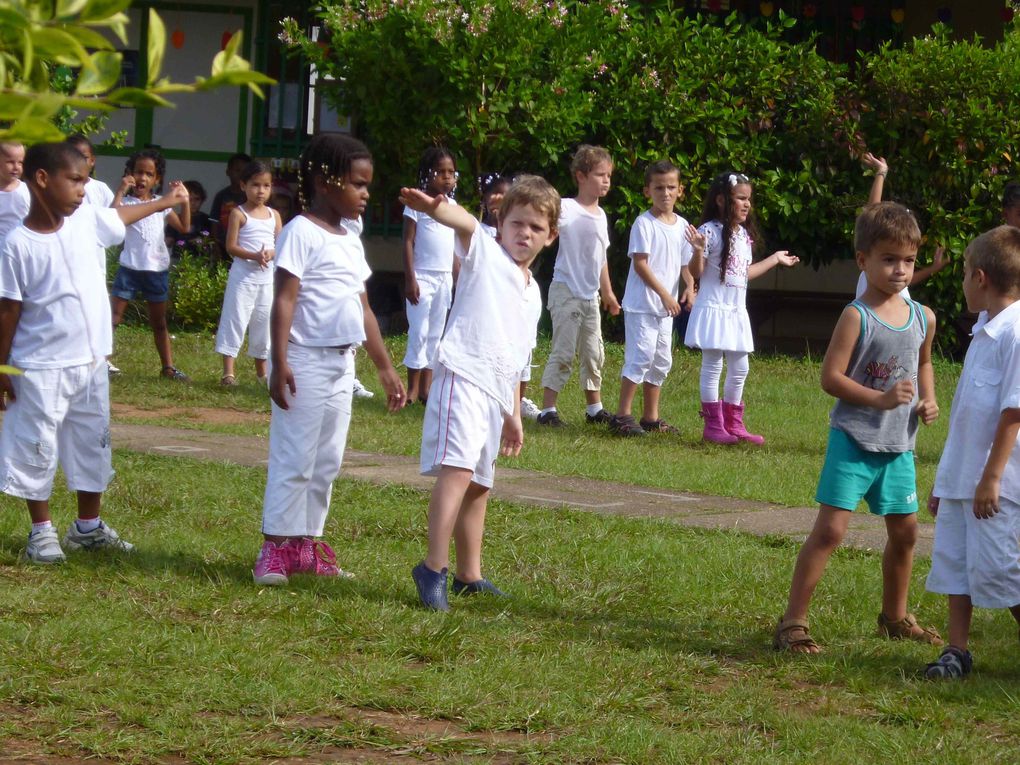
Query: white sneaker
352 377 374 399
107 362 122 376
24 526 66 564
520 397 541 421
63 521 135 553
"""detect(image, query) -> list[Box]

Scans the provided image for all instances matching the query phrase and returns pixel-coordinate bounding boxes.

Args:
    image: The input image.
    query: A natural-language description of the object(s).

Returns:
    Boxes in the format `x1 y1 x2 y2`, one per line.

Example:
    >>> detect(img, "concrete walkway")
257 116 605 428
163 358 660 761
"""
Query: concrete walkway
111 421 934 557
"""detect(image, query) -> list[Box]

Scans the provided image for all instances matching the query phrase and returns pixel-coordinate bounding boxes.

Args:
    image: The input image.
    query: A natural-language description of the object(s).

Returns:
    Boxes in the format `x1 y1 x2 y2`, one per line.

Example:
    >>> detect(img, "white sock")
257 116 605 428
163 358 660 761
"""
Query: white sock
31 520 53 534
586 403 604 417
540 407 557 416
75 517 101 533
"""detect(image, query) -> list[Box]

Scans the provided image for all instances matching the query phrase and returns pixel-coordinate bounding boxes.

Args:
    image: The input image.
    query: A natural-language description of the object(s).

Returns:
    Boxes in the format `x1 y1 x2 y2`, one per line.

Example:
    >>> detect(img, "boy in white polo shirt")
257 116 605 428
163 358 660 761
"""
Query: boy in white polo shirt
0 142 188 563
400 175 560 611
0 142 30 244
610 160 697 437
924 225 1020 679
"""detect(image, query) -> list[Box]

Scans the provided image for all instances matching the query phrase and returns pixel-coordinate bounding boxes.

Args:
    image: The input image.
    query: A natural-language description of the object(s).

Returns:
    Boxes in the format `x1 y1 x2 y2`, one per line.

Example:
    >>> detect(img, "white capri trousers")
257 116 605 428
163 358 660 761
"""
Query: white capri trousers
262 344 354 537
215 271 271 359
926 497 1020 609
0 363 113 500
540 281 605 392
402 270 452 370
420 364 504 489
621 311 673 386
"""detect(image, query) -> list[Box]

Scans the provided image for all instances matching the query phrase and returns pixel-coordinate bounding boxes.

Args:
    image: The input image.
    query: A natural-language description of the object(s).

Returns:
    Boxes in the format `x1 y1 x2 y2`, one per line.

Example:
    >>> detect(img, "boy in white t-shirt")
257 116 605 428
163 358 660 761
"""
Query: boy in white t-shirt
610 161 697 437
400 176 560 611
538 145 620 427
0 143 188 563
924 226 1020 679
65 134 115 209
0 142 30 244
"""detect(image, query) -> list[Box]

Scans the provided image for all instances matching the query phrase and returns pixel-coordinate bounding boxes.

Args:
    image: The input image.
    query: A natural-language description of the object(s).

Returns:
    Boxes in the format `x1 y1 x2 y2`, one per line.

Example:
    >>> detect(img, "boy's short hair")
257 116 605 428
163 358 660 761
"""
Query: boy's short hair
644 160 680 186
183 179 206 201
23 142 86 183
227 152 252 168
854 202 922 254
569 144 612 177
1003 182 1020 212
965 225 1020 295
500 174 561 233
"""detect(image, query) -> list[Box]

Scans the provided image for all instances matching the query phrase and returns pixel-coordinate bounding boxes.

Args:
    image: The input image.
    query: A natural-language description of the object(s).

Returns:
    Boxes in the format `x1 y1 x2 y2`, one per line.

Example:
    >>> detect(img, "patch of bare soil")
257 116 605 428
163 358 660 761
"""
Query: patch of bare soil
112 402 269 428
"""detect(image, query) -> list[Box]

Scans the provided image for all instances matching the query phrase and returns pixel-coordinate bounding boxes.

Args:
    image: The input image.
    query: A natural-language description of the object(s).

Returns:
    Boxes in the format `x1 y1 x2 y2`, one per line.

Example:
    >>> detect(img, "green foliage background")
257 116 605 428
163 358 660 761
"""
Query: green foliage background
287 2 1020 351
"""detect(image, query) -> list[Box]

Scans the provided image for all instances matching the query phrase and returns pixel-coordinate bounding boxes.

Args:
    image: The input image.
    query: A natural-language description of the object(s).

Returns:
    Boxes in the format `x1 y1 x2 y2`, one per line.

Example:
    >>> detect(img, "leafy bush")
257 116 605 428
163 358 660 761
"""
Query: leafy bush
169 252 229 332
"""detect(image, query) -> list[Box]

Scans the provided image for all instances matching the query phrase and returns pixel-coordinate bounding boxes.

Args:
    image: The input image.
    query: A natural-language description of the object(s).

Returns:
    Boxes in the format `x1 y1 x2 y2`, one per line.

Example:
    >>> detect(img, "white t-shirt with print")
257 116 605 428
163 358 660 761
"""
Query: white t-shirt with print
404 199 456 273
551 198 610 300
0 206 124 368
436 221 536 416
119 196 172 272
0 182 31 245
274 214 371 347
621 210 693 317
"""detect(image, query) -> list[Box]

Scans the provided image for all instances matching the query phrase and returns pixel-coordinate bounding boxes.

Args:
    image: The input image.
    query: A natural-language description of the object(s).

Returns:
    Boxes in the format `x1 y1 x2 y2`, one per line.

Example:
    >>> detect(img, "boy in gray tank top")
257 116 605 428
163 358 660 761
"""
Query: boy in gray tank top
775 202 943 653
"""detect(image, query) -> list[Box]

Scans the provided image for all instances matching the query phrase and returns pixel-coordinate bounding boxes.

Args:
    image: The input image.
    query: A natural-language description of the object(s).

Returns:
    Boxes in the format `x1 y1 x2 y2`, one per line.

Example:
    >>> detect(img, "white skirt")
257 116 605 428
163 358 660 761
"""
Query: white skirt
684 300 753 353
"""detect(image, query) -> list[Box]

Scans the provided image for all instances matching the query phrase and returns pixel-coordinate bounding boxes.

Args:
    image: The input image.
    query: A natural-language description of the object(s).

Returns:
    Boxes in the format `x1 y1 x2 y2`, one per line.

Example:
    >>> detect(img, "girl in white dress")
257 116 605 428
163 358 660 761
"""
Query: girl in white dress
684 172 798 445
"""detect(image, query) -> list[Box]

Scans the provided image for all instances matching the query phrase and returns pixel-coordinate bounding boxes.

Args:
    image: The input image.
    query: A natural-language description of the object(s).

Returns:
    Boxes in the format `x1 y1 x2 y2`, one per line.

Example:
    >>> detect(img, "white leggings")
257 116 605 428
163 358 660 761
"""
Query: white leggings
699 349 749 403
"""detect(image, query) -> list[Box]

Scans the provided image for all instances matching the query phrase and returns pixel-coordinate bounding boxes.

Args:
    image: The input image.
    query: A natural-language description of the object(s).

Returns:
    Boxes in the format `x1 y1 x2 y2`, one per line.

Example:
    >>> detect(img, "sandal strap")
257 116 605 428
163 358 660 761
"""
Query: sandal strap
774 617 820 651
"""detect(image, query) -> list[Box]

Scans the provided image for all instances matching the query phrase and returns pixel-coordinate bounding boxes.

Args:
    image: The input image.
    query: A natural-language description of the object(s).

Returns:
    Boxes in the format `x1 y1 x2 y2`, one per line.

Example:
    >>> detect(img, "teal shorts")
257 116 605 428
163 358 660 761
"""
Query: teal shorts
815 428 918 516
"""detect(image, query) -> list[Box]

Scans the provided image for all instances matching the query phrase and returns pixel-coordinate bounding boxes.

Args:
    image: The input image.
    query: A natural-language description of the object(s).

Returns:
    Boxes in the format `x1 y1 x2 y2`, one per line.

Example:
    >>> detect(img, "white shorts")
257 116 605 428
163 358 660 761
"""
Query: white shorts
402 270 452 370
262 344 354 537
0 363 112 500
420 365 504 489
621 311 673 386
214 270 272 359
926 497 1020 609
520 351 534 383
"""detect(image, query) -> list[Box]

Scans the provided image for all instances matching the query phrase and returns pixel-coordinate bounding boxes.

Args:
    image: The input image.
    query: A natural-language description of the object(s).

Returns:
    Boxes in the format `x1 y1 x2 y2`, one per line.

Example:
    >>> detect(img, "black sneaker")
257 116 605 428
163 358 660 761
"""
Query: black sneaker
537 410 566 427
609 414 646 437
585 408 613 424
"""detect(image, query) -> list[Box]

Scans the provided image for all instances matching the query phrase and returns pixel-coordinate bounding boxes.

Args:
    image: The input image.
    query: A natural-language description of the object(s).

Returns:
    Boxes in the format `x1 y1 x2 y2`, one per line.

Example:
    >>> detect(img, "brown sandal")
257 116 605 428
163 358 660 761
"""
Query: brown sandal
773 617 822 653
877 613 943 645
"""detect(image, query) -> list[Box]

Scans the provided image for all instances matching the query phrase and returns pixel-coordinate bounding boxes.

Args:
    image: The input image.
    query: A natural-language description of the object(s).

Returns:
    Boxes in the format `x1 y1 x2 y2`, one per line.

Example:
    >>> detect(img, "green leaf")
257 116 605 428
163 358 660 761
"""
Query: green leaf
146 8 166 87
82 11 128 45
105 87 173 108
61 24 115 51
57 0 91 19
30 28 90 67
0 7 28 32
79 0 132 23
0 117 67 143
76 50 122 95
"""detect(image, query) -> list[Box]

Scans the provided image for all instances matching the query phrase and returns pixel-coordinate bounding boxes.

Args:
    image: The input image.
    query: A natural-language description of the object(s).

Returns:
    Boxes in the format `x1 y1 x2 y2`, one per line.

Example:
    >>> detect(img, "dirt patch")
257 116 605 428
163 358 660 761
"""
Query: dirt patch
112 402 269 428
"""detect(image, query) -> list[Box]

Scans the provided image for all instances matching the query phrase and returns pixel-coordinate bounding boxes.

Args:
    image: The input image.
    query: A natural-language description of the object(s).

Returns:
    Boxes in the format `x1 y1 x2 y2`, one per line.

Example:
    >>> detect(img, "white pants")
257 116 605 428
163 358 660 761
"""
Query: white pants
621 311 673 386
262 344 354 537
402 270 452 370
0 363 112 500
215 271 272 359
420 365 504 489
927 497 1020 609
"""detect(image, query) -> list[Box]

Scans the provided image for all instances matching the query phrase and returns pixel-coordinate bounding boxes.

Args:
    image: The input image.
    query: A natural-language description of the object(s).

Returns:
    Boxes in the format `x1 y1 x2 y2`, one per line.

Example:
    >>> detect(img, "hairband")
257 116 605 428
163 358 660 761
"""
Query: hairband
728 173 750 187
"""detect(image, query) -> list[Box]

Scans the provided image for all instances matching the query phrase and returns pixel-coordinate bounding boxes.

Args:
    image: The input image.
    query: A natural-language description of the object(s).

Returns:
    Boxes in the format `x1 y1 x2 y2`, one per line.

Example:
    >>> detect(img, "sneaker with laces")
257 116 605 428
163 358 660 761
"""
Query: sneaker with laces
286 537 354 579
63 520 134 552
107 361 122 376
536 410 566 427
520 397 541 421
252 541 289 585
585 408 613 425
24 526 66 564
352 377 374 399
161 365 191 382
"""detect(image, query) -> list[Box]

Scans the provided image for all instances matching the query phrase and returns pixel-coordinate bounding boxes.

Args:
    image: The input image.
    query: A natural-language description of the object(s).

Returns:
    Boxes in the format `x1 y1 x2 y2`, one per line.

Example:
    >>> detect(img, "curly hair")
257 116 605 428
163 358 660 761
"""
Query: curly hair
124 148 166 193
297 134 372 210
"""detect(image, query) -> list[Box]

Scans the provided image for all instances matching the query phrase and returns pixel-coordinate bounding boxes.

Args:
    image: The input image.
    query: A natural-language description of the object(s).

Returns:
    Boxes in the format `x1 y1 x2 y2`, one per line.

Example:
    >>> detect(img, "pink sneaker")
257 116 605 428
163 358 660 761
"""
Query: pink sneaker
252 541 288 585
286 538 354 579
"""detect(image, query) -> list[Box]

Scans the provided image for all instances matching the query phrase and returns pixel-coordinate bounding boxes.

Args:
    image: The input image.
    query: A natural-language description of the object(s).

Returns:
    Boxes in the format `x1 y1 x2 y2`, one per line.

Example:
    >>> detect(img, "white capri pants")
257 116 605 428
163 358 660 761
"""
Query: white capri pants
621 311 673 386
926 497 1020 609
0 363 113 500
420 365 505 489
403 270 452 370
262 344 354 537
215 271 271 359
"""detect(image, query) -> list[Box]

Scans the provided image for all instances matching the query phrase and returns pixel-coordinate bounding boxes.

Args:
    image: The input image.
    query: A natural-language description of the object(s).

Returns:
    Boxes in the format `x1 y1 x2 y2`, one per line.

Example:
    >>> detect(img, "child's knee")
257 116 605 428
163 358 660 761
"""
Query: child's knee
886 515 919 549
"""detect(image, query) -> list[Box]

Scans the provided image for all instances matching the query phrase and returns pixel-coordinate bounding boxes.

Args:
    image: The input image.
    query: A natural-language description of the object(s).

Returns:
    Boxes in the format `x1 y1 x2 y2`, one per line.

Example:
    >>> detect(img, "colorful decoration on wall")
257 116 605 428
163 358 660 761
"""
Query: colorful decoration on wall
221 31 233 50
891 8 905 24
171 29 185 49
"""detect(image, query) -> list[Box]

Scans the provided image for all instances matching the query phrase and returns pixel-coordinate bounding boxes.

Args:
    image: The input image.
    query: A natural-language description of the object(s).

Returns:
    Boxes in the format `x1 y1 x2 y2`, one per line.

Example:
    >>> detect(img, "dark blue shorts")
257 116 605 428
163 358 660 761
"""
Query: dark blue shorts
111 266 170 303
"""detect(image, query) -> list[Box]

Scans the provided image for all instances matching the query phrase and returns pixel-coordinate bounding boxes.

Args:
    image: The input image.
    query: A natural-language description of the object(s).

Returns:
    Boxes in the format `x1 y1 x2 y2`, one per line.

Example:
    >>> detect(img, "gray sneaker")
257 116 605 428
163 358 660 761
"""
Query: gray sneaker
63 521 135 553
24 526 66 564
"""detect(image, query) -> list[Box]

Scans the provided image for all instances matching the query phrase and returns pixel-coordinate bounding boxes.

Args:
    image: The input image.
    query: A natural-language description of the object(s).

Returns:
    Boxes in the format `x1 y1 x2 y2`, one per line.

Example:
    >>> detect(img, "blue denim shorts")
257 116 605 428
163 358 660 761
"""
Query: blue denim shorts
815 428 918 516
111 266 170 303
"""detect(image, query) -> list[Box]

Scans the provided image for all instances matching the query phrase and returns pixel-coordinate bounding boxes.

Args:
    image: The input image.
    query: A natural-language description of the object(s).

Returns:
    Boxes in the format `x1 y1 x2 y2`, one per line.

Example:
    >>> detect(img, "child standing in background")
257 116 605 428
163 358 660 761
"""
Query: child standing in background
110 149 192 381
684 172 798 445
64 134 114 209
0 142 30 244
610 161 697 437
215 161 282 387
253 134 405 586
538 145 620 427
210 152 252 247
479 173 510 239
402 147 458 405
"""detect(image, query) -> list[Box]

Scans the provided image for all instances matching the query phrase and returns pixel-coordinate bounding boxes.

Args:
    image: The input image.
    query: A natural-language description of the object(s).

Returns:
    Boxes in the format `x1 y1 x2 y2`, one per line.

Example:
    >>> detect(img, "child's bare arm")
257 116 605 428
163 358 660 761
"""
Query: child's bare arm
632 254 680 316
112 174 134 206
360 292 406 412
398 188 476 251
747 250 799 281
115 183 189 227
973 408 1020 518
0 297 22 408
687 223 706 279
598 262 620 315
501 402 524 458
269 268 299 410
821 306 913 409
402 216 419 304
862 152 888 205
679 265 695 309
164 182 191 234
915 305 939 425
224 208 255 260
910 246 949 286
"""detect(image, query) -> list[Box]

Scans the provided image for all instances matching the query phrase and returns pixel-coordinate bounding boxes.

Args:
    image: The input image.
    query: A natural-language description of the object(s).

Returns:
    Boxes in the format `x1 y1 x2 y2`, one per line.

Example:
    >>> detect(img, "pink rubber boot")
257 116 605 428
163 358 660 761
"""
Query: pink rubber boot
700 401 739 445
722 401 765 445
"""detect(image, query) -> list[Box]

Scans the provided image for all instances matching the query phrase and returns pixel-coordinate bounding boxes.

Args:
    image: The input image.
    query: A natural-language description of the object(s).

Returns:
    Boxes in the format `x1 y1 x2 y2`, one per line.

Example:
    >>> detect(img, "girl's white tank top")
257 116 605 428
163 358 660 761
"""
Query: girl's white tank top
231 209 276 284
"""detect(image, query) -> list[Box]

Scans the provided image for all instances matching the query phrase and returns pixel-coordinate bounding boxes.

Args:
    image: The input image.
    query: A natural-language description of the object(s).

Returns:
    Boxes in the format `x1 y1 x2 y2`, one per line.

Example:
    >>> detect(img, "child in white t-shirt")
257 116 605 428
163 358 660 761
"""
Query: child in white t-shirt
65 134 115 209
610 161 697 437
0 142 30 244
252 135 405 586
538 145 620 427
401 175 560 611
0 142 189 563
402 146 459 405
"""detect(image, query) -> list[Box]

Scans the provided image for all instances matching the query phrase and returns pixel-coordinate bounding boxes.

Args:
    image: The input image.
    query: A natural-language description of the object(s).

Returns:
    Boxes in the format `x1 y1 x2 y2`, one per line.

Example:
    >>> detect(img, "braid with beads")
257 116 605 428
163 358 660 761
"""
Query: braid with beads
297 134 372 211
